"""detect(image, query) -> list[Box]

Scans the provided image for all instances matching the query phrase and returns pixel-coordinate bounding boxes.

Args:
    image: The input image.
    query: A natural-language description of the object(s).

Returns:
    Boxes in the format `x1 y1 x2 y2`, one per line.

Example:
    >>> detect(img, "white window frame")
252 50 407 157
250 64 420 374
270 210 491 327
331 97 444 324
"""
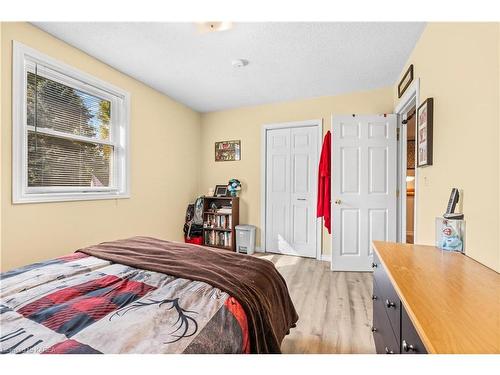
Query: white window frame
12 41 130 203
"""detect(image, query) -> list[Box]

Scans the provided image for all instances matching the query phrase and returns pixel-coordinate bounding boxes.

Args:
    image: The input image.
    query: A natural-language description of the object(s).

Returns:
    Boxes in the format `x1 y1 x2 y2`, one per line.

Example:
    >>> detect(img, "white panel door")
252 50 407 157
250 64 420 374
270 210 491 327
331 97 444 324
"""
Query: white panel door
290 127 318 257
265 126 318 257
331 115 397 271
266 128 291 254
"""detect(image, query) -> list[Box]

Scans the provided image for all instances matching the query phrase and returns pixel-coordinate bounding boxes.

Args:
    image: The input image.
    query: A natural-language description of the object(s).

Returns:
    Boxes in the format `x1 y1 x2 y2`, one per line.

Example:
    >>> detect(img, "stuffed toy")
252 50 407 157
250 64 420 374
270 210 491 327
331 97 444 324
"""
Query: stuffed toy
227 179 241 197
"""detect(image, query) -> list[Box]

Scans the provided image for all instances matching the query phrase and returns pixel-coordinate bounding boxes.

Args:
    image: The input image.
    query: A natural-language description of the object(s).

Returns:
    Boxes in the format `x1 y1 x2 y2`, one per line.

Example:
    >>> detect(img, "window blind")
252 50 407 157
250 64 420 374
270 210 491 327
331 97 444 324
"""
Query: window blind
26 67 113 188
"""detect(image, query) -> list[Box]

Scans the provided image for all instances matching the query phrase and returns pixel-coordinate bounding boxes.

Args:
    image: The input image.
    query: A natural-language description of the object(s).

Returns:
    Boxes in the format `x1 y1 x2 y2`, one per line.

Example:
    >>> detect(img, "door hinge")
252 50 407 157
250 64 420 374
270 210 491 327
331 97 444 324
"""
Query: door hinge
396 189 400 198
396 128 400 141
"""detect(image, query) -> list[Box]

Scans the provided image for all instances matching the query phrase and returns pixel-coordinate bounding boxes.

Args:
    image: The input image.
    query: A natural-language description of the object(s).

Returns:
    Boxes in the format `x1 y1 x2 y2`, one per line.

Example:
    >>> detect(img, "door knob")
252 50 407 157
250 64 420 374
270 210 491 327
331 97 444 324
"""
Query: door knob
334 199 342 205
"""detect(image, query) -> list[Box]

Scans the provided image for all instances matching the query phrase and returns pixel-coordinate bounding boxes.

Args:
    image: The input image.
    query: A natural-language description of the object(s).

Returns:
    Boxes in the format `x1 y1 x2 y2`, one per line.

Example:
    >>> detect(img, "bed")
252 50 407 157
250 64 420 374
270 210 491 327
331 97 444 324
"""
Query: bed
0 237 298 354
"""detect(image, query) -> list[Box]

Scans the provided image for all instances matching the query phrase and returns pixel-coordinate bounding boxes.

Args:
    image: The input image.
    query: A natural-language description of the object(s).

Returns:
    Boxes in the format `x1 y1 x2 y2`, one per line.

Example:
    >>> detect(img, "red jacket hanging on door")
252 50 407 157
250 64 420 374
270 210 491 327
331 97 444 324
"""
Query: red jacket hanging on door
317 130 331 233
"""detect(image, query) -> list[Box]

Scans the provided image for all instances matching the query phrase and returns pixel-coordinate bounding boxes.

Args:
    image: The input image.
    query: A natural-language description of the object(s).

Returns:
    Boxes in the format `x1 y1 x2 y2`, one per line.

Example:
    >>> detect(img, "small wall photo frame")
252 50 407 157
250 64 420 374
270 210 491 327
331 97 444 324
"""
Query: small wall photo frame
215 140 241 161
214 185 228 197
407 140 416 170
417 98 434 167
398 64 414 98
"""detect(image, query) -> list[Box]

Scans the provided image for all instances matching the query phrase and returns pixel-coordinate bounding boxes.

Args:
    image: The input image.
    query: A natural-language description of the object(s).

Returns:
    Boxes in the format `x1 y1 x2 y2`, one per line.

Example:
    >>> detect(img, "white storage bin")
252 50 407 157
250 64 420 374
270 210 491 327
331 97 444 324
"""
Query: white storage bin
235 225 256 255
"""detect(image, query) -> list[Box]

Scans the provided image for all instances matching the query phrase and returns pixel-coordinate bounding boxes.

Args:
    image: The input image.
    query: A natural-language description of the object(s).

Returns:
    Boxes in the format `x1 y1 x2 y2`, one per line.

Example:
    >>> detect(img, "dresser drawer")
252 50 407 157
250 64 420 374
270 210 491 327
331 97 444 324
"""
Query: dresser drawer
401 304 427 354
372 280 400 354
372 252 401 343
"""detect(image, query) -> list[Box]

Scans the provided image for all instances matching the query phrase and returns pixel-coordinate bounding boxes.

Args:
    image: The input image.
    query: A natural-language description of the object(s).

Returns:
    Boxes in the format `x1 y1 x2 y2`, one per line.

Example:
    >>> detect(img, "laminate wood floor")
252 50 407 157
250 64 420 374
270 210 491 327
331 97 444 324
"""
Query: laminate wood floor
255 253 376 354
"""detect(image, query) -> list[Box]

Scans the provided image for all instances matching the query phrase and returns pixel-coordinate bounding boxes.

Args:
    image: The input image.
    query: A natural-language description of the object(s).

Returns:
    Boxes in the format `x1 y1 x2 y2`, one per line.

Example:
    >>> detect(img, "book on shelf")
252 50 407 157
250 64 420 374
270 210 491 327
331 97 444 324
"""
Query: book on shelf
204 229 231 248
203 214 232 229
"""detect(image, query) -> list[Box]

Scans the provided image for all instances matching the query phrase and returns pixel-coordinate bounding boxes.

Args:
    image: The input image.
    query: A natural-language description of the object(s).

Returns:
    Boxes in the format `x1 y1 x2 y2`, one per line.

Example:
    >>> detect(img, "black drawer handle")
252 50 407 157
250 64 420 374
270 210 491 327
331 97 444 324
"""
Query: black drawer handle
385 346 394 354
372 295 378 300
371 262 378 268
403 340 416 352
371 326 377 332
385 299 396 308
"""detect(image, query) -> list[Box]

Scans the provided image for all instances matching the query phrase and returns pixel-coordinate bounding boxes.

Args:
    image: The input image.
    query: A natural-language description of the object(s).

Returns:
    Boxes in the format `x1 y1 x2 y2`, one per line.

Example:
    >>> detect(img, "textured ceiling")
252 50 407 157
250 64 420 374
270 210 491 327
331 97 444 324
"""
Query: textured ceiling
33 22 425 112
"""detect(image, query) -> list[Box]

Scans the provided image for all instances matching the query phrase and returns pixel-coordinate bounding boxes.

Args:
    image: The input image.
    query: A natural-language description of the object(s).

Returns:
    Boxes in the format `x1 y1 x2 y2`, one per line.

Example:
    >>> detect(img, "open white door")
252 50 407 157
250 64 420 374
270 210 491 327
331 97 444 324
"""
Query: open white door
331 115 397 271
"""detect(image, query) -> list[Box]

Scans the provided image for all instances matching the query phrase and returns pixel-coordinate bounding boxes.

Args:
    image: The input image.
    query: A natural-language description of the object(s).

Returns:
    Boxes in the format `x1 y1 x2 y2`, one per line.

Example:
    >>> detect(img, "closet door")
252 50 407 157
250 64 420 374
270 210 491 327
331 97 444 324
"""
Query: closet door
289 126 318 258
265 128 291 254
265 125 319 258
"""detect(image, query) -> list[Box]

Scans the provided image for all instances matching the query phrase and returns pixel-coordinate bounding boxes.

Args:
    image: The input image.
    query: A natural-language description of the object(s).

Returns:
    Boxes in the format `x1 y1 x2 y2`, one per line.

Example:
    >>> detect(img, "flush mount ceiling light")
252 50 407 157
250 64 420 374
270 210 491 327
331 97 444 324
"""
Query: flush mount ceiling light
231 59 249 68
196 22 233 34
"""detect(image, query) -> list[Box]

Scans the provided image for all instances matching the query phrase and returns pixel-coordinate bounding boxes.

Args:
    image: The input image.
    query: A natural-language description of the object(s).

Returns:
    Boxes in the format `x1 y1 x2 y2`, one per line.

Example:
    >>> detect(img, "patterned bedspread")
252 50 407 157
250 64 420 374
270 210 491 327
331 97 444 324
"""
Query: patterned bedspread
0 253 249 354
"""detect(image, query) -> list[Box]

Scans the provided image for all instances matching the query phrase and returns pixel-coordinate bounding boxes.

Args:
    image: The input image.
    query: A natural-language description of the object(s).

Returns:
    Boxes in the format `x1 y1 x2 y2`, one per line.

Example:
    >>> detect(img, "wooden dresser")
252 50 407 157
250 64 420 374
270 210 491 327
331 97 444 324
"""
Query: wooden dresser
371 241 500 354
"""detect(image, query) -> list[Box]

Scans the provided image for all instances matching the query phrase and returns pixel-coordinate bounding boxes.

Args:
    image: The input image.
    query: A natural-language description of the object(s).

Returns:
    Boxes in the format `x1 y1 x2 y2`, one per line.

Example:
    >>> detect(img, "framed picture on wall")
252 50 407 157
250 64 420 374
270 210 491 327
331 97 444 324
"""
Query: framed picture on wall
215 140 241 161
417 98 434 167
407 140 416 169
398 64 414 98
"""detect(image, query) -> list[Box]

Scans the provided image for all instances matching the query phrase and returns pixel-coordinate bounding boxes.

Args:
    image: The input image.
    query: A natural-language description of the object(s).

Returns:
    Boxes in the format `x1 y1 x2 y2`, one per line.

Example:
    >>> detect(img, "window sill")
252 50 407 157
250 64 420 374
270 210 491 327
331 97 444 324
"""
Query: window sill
13 191 130 204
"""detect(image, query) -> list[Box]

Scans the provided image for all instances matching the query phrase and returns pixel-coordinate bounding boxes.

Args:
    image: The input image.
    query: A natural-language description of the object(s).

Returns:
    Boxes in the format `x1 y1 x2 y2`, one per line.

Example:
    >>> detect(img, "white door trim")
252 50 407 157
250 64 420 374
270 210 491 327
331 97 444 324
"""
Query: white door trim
395 78 420 243
260 119 323 260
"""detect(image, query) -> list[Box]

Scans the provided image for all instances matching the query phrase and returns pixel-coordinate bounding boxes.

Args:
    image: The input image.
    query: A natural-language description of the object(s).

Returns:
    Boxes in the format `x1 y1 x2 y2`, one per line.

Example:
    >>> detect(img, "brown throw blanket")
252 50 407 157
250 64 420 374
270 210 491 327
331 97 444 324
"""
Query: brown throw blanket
77 236 298 353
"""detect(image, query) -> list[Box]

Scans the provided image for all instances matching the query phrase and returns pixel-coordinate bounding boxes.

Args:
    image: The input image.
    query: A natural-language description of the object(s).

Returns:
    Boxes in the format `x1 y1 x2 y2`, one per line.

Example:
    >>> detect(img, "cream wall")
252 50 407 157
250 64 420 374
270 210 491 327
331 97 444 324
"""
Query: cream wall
394 23 500 271
1 23 201 271
199 87 394 256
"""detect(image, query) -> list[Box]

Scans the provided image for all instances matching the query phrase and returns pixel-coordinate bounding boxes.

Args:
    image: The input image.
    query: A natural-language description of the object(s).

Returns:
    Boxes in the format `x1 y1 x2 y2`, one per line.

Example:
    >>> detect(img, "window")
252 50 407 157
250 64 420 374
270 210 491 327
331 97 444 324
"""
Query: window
13 42 130 203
